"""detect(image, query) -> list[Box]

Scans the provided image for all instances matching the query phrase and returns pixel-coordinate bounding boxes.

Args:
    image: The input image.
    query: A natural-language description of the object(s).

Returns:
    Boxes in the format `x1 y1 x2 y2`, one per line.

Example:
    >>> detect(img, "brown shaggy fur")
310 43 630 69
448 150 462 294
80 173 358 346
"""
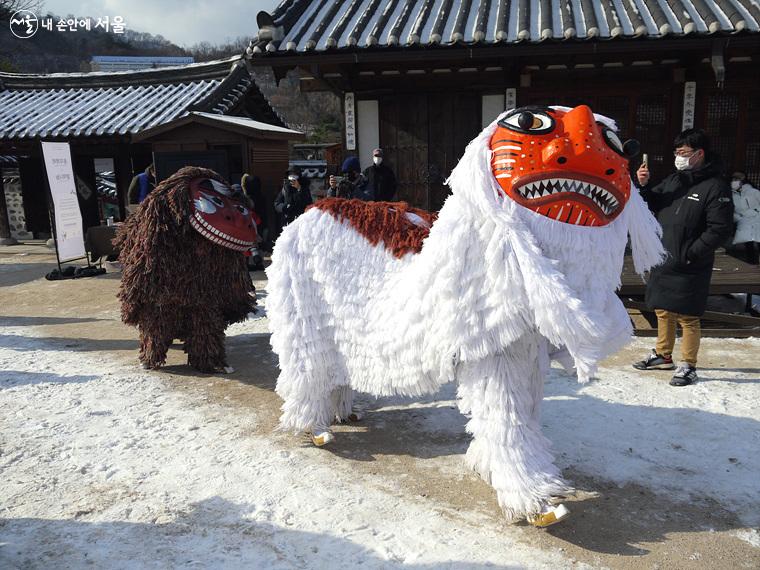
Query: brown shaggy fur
115 166 256 372
313 198 437 258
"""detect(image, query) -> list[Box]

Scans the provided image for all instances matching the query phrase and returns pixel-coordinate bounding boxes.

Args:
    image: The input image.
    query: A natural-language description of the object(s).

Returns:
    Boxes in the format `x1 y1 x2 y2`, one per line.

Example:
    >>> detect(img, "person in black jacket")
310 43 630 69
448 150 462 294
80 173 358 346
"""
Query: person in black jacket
274 172 312 227
363 148 397 202
632 129 734 386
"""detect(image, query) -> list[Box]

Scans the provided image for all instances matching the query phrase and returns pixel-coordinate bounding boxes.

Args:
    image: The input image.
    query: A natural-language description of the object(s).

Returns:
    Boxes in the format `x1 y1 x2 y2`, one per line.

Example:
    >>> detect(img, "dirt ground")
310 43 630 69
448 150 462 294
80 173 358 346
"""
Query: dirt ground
1 243 759 569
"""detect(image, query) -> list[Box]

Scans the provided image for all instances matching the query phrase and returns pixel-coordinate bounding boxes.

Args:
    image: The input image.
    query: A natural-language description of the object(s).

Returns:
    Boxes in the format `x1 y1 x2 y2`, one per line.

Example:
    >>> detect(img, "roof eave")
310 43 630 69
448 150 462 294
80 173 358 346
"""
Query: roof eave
245 33 760 68
0 56 244 90
132 112 304 143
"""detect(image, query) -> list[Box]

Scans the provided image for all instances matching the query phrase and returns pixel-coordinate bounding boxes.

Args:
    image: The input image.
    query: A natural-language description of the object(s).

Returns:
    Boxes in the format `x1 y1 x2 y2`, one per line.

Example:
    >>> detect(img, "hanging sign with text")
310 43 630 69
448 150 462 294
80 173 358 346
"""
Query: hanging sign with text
345 92 356 151
681 82 696 130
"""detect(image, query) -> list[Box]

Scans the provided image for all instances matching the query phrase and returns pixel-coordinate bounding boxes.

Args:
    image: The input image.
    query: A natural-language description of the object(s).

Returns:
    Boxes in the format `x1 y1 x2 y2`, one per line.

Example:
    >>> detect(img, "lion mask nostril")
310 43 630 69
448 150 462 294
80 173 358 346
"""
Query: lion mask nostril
557 157 567 164
605 168 615 175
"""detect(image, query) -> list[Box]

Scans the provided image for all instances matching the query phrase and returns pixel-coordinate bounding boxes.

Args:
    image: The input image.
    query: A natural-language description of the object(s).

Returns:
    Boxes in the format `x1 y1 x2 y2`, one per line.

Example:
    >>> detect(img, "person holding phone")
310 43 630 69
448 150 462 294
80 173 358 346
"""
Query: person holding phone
327 156 368 199
275 171 312 227
632 129 733 386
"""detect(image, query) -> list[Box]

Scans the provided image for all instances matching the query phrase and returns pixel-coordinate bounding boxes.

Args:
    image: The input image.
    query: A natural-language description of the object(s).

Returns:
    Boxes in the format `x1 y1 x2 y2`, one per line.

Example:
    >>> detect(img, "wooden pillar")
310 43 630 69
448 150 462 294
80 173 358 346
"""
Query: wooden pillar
114 145 133 219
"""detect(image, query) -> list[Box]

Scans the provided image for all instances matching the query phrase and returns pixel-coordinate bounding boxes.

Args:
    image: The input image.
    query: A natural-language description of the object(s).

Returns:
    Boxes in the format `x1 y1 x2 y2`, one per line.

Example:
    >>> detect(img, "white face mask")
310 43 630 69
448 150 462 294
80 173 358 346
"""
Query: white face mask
373 157 383 166
674 153 695 171
731 180 742 190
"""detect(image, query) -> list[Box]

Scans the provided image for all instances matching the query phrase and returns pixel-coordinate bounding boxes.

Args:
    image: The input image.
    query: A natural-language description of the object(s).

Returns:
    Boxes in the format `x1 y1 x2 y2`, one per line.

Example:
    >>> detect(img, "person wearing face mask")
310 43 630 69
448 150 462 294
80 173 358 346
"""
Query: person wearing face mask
275 170 312 228
730 171 760 264
362 148 397 202
632 128 733 386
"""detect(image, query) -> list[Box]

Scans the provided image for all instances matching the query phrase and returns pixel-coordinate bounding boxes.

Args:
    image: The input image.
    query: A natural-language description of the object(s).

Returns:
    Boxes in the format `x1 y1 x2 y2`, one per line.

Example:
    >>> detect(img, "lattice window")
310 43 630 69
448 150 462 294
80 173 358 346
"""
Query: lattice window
596 96 630 139
744 92 760 187
634 95 669 182
704 93 739 171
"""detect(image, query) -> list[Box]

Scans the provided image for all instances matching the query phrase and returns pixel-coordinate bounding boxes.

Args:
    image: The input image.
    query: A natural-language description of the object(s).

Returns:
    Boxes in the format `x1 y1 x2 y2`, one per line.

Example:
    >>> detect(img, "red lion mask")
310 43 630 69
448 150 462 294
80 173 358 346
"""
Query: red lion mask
189 177 258 251
490 105 639 227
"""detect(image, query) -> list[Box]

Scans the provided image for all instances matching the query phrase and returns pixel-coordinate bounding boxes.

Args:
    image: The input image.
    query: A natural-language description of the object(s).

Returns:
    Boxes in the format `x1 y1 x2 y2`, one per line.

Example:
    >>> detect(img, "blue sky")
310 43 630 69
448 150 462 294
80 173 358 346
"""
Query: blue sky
42 0 281 46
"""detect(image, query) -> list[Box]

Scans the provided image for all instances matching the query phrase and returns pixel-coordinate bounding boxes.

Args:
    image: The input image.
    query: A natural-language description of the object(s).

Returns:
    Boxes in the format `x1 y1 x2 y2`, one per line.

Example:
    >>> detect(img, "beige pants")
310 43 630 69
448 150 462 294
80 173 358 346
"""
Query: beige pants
655 309 701 366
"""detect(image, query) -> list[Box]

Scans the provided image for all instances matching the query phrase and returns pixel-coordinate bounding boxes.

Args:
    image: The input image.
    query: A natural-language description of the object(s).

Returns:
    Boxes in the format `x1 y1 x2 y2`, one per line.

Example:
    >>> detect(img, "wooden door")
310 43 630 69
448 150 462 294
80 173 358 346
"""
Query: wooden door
380 95 428 208
428 92 481 211
381 92 480 210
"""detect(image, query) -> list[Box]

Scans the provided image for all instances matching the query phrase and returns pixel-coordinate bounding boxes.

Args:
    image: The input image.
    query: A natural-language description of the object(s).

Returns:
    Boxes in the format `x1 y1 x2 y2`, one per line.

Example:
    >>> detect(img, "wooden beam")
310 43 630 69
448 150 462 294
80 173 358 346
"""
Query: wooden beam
623 298 760 327
635 329 760 338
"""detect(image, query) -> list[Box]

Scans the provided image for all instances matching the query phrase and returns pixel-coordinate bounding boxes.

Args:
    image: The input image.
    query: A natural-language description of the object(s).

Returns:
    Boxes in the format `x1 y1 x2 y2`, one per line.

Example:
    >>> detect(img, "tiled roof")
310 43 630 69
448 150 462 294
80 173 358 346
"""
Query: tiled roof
250 0 760 54
133 111 304 142
0 57 285 140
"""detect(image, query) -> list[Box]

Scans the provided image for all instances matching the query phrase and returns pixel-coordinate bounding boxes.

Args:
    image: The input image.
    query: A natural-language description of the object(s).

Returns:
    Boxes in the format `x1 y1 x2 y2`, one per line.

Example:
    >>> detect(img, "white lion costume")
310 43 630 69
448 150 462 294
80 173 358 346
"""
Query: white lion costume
266 105 664 525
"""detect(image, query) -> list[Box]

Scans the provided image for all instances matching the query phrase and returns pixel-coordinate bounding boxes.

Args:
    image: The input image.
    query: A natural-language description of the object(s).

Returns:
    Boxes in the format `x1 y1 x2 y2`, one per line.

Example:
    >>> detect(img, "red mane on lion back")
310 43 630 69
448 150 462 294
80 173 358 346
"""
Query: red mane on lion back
312 198 437 258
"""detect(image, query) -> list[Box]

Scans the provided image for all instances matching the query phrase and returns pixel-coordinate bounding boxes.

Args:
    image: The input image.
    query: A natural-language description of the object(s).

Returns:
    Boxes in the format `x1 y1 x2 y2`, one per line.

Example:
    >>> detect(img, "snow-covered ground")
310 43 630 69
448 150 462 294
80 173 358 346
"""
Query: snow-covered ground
1 312 759 568
0 321 582 569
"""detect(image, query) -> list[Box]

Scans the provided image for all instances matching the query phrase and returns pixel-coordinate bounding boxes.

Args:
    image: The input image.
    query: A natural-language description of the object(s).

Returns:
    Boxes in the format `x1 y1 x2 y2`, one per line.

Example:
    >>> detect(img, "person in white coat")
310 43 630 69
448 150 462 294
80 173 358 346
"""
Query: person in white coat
731 171 760 264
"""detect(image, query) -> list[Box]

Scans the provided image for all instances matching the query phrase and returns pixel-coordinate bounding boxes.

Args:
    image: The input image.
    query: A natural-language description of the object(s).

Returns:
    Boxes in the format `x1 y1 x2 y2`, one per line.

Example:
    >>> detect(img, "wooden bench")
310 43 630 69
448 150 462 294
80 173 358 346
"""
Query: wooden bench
619 251 760 337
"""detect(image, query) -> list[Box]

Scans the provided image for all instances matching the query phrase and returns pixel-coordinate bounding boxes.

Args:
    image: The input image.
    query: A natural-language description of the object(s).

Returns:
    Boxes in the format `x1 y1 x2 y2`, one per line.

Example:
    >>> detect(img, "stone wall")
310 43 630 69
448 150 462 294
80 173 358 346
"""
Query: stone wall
2 168 34 240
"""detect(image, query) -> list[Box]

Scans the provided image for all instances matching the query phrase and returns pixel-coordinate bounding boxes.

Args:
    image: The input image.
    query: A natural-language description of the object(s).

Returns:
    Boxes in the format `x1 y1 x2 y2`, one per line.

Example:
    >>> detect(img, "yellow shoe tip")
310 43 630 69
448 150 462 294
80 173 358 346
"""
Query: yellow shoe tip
311 432 334 447
528 504 570 527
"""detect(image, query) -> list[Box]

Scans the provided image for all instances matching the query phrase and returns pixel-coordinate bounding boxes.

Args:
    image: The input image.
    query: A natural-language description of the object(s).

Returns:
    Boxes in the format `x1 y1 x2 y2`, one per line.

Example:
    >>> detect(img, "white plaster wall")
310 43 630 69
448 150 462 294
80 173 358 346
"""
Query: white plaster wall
357 100 380 171
482 94 506 129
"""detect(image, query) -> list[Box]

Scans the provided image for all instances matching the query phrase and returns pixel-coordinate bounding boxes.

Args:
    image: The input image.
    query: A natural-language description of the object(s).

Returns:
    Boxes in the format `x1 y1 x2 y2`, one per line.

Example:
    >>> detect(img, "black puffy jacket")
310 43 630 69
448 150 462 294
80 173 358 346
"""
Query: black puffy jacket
274 182 312 226
639 155 734 316
363 164 397 202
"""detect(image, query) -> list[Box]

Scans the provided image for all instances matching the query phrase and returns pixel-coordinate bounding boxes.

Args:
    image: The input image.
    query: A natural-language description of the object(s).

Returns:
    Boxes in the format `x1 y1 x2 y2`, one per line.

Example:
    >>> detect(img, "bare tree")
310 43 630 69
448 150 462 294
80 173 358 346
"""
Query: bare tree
0 0 43 19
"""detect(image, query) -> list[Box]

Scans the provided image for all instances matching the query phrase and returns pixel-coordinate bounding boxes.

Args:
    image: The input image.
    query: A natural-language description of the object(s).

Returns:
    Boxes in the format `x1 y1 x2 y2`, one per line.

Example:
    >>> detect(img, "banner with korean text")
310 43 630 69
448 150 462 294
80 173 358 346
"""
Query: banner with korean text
41 141 86 262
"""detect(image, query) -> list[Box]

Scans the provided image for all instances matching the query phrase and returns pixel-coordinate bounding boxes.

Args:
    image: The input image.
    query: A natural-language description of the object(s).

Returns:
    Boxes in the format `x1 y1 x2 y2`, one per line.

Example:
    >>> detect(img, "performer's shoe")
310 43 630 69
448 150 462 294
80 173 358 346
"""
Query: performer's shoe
311 431 335 447
527 503 570 528
222 366 235 374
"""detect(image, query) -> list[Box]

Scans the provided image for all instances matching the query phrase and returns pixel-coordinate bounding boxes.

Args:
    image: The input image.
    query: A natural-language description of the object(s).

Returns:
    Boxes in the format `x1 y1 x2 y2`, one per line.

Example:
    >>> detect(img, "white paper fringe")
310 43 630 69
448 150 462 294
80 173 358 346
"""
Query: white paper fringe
266 110 664 520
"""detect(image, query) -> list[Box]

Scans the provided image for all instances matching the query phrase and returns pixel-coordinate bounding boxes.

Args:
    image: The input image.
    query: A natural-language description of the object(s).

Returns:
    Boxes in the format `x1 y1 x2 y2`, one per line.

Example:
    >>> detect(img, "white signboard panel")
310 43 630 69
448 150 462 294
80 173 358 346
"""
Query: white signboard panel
41 141 87 262
505 88 517 111
682 82 696 130
345 92 356 150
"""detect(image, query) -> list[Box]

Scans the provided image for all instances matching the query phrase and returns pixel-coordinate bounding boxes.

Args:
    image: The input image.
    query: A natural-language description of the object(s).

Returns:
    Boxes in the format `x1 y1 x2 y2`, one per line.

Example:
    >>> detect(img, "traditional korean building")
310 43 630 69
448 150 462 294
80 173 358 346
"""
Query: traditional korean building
0 56 298 238
247 0 760 210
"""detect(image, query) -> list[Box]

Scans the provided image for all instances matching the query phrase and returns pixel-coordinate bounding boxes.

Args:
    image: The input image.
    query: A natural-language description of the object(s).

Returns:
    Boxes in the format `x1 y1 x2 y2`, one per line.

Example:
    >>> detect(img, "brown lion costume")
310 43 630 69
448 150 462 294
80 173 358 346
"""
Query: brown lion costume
116 166 257 372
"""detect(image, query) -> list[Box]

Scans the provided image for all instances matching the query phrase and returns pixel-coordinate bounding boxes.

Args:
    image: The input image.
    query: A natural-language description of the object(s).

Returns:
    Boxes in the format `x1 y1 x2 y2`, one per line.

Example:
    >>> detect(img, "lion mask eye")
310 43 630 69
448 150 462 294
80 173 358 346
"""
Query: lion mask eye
499 109 555 134
198 178 232 196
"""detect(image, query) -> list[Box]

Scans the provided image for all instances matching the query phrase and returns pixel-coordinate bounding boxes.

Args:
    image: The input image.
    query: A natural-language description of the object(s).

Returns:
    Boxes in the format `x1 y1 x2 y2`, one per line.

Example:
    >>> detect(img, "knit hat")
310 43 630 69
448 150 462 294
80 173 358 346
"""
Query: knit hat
341 156 361 173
